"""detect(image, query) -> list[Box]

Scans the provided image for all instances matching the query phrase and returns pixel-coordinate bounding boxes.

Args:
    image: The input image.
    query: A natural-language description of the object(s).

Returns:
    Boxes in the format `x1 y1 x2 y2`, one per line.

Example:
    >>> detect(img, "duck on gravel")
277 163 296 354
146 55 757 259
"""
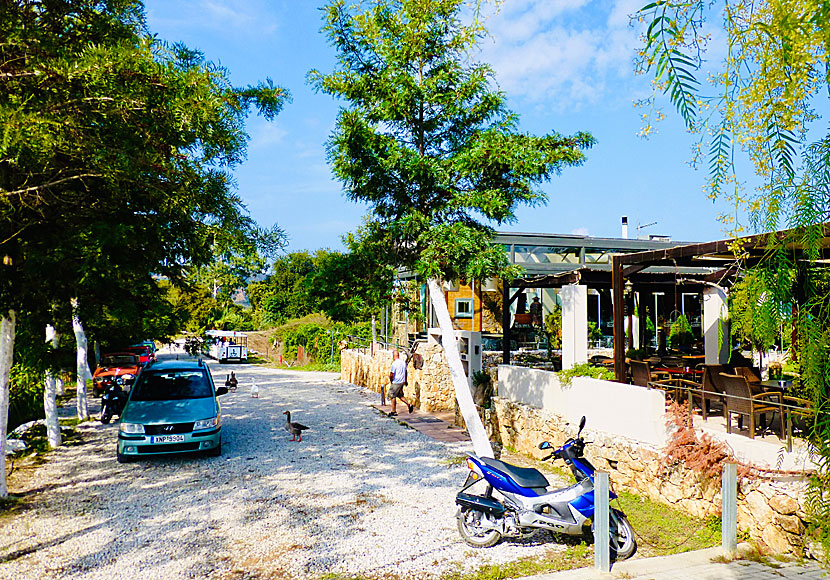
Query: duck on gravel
283 410 309 442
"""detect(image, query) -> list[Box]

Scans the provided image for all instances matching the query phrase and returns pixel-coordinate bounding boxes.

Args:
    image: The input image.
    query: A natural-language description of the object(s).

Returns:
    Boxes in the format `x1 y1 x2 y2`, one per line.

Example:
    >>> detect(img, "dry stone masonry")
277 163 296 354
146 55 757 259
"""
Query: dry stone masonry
340 348 813 557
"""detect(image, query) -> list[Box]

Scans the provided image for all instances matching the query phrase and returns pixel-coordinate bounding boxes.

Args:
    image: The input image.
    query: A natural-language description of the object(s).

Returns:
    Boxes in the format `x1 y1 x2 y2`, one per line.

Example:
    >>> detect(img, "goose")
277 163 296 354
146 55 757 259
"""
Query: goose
283 410 309 442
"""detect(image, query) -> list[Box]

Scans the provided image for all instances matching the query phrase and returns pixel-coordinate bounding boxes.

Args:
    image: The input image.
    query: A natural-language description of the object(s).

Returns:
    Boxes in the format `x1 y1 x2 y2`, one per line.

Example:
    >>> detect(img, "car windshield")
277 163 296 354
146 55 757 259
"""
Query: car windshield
130 370 212 401
100 355 137 367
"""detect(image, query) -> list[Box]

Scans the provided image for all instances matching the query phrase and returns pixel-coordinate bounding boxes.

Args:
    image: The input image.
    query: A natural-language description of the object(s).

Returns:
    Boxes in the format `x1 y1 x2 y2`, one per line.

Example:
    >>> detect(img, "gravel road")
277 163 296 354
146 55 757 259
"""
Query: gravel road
0 351 572 580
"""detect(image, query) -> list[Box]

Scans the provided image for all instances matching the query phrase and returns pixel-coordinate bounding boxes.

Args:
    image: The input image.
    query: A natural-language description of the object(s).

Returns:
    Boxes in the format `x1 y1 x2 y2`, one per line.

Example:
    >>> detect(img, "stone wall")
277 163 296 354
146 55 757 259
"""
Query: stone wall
340 344 456 412
489 397 811 556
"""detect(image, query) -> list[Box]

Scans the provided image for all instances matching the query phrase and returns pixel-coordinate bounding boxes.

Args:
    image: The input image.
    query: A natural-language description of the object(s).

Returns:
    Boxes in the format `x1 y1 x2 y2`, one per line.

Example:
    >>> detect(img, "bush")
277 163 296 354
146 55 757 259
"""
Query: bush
8 364 45 432
557 362 614 386
272 317 372 366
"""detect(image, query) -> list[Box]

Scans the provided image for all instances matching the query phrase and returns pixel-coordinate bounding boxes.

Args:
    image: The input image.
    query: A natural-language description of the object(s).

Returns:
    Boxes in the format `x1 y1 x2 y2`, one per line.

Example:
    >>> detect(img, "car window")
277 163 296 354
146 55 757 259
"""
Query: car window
130 370 213 401
100 356 137 367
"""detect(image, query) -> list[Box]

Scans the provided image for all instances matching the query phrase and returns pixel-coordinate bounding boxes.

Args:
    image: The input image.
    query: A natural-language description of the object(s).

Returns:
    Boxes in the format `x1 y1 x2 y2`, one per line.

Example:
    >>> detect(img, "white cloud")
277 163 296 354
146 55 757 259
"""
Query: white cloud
248 119 288 150
147 0 280 37
481 0 645 107
571 227 590 236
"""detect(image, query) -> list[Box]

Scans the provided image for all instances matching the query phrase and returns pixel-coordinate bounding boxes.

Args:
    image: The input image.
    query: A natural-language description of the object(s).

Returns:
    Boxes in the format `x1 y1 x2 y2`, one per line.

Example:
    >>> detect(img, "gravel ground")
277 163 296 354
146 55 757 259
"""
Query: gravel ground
0 350 575 580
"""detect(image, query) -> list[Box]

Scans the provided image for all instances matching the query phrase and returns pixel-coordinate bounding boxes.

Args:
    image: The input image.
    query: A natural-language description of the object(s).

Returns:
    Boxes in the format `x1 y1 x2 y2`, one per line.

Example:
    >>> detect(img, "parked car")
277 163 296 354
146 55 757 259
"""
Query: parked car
116 359 227 463
132 340 157 355
122 345 154 366
92 352 141 396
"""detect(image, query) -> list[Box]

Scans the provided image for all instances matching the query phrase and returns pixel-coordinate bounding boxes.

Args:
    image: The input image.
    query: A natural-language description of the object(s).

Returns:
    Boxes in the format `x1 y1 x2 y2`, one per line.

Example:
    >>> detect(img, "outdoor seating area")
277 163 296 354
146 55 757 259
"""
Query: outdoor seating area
627 357 814 451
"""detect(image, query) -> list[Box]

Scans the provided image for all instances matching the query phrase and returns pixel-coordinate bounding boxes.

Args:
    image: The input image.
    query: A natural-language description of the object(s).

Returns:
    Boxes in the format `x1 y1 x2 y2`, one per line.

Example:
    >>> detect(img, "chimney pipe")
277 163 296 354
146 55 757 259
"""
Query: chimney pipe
621 216 628 239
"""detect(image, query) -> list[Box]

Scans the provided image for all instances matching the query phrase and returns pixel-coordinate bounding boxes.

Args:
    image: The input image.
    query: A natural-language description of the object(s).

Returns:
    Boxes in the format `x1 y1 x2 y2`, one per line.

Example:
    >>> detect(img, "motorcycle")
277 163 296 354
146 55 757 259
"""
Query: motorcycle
100 379 128 424
455 416 636 559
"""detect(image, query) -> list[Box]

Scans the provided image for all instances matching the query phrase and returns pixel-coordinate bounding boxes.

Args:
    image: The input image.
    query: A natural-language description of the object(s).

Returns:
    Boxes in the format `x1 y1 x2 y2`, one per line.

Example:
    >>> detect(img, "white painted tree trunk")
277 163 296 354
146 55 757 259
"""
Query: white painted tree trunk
44 324 62 448
71 299 90 420
0 311 16 498
371 314 377 354
426 279 493 458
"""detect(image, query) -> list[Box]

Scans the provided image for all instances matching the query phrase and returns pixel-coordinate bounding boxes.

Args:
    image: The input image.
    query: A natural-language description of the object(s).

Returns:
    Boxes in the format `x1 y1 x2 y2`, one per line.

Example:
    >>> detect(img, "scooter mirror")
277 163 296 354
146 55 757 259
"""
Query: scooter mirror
578 416 586 435
539 441 552 450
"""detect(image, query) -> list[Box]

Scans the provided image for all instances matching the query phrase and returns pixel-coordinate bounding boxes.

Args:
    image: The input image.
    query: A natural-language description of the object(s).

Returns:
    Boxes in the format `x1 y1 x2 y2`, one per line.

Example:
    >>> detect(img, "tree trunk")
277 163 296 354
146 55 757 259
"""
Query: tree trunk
44 324 62 448
0 311 16 498
71 298 90 420
371 314 377 354
426 279 493 458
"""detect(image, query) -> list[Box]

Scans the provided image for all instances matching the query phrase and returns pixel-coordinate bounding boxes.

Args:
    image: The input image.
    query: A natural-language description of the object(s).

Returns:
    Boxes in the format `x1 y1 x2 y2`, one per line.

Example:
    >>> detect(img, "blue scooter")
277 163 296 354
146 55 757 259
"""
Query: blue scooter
455 416 636 559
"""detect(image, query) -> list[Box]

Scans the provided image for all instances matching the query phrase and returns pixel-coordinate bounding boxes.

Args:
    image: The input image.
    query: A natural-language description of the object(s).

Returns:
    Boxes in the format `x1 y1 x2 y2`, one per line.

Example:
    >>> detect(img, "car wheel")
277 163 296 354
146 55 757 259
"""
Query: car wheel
206 442 222 457
116 451 135 463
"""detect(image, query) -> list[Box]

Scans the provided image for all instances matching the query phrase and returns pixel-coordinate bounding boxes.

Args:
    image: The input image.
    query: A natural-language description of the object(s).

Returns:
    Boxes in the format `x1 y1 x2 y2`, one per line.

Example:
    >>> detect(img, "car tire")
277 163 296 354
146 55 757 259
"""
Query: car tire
206 442 222 457
116 451 135 463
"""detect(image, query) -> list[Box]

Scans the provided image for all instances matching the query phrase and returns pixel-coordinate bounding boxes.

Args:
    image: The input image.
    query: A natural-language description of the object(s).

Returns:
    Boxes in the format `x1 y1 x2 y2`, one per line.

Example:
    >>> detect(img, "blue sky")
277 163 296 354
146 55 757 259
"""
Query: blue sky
144 0 739 253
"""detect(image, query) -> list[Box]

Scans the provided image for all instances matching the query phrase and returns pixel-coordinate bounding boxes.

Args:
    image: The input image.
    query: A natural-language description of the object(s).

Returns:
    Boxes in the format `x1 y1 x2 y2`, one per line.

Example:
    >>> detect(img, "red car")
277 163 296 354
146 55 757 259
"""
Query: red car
92 353 141 396
122 345 155 366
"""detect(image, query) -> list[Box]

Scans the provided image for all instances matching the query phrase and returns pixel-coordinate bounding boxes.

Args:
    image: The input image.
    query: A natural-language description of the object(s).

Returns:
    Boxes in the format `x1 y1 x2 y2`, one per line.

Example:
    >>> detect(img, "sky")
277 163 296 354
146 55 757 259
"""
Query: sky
143 0 740 254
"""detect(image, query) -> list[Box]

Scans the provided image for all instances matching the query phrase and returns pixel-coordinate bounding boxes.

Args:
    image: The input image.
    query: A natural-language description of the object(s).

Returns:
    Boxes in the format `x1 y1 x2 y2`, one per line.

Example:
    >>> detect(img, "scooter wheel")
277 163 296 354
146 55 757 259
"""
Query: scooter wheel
456 508 502 548
101 413 112 424
608 509 637 560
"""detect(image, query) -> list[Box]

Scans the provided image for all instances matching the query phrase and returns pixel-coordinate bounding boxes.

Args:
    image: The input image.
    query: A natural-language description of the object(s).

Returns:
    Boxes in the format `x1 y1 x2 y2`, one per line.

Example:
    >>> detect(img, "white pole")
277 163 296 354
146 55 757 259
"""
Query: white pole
722 463 737 552
594 470 610 572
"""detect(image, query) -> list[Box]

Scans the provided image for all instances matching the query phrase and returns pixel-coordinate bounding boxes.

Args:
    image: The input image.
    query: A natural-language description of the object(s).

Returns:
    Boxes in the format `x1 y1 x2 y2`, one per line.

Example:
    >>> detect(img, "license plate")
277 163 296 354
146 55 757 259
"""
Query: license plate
150 435 185 443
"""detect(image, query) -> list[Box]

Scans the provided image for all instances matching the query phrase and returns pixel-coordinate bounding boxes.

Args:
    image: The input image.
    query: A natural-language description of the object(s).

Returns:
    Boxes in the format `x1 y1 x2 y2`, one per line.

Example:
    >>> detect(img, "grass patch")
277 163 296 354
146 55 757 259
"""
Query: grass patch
614 491 720 555
11 422 84 456
440 455 468 466
264 361 341 373
440 544 592 580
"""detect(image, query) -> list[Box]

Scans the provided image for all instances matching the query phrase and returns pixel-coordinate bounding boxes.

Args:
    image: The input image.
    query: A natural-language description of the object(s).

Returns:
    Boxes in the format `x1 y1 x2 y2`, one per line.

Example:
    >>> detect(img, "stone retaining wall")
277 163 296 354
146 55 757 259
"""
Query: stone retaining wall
489 397 811 556
340 345 456 412
339 347 813 556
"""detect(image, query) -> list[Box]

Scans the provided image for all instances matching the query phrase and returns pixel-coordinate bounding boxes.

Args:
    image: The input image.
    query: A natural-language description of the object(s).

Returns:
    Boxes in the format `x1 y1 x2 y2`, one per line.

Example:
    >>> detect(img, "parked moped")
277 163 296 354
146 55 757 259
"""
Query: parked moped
100 380 127 424
455 416 636 559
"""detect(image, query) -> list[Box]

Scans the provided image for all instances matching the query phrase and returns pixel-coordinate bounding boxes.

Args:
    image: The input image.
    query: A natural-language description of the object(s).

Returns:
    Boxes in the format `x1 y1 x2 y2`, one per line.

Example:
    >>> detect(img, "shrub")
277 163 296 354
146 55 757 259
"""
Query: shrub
8 364 45 432
557 362 614 386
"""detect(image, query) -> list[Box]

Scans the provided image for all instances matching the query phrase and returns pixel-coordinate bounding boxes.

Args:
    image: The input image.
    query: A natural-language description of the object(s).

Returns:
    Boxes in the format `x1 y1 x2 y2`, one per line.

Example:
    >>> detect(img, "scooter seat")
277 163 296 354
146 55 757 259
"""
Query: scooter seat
480 457 549 490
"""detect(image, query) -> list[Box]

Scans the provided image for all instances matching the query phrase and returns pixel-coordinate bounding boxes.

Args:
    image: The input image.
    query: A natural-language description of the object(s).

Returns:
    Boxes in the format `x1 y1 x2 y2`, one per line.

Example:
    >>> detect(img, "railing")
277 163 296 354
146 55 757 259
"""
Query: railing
644 377 816 453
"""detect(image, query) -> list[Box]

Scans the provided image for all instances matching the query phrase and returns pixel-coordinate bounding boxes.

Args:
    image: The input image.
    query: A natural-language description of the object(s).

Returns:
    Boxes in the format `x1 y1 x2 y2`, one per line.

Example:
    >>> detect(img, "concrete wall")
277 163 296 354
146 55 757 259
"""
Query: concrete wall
498 365 668 447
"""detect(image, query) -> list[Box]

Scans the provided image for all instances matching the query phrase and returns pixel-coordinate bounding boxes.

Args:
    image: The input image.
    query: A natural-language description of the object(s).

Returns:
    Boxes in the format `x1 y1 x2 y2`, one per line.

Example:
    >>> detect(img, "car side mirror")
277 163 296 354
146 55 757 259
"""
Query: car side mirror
538 441 552 450
216 386 229 396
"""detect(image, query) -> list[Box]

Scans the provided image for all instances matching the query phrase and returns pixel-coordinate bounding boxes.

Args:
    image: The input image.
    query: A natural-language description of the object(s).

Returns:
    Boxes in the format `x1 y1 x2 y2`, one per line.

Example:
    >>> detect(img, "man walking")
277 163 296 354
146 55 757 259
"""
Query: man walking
388 350 414 416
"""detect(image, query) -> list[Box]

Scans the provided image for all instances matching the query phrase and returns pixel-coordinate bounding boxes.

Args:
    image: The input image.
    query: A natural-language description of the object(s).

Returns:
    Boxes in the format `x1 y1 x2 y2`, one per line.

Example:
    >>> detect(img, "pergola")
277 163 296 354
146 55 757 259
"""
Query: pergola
610 224 830 381
495 232 713 365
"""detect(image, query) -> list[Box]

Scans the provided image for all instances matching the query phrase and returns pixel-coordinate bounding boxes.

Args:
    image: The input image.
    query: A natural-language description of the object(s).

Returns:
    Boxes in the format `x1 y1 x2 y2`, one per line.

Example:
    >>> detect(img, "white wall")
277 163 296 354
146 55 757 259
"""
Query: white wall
560 284 588 370
498 365 668 447
703 287 729 364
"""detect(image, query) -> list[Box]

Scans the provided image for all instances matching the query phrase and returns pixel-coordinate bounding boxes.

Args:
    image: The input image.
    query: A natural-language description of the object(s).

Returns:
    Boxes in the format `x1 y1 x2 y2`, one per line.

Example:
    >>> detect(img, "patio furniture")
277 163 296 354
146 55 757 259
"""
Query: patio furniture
782 395 813 452
689 364 728 420
630 360 676 397
732 366 762 382
720 372 784 439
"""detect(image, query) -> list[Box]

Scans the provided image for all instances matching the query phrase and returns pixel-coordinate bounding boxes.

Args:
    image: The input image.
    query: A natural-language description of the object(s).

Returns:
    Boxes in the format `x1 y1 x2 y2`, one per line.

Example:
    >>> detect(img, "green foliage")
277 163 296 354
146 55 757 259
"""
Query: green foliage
272 318 372 366
309 0 593 285
668 313 695 349
543 304 562 361
0 0 289 371
557 362 614 387
587 321 603 343
249 251 323 326
312 223 400 324
8 364 45 432
729 269 790 357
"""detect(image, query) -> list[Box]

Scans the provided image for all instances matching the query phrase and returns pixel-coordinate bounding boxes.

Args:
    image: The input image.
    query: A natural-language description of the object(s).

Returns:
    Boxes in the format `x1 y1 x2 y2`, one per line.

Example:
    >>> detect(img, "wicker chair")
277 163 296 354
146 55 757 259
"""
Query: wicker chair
782 396 813 451
720 372 783 439
690 364 728 420
630 360 675 396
